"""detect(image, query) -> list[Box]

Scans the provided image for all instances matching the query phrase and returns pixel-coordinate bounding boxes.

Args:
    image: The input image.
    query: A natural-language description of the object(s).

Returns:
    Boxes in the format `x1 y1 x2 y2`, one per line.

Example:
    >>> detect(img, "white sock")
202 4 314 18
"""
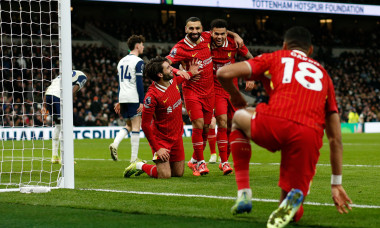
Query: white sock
197 160 206 167
113 128 128 147
136 162 144 170
52 125 61 157
130 131 140 161
238 188 252 199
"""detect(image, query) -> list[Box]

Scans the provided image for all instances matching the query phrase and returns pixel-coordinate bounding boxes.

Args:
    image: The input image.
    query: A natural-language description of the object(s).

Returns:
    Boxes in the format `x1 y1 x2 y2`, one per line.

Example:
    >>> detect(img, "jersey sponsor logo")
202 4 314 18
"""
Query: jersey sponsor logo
173 99 181 109
169 48 177 58
192 52 198 57
163 97 169 103
166 99 182 114
214 61 231 71
198 56 213 69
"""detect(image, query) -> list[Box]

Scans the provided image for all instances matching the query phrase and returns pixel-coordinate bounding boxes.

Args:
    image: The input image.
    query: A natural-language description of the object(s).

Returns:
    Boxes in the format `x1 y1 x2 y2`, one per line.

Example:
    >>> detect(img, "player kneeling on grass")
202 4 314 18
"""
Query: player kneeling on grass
124 56 200 178
217 26 352 228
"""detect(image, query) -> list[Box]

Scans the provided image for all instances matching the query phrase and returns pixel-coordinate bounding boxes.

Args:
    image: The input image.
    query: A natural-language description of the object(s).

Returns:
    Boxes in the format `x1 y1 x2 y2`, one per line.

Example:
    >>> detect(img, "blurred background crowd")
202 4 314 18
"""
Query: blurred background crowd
1 0 379 128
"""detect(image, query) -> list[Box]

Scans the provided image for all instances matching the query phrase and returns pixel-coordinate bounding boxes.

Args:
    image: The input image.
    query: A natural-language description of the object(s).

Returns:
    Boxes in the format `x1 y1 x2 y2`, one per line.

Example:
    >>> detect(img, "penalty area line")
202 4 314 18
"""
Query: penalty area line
80 188 380 209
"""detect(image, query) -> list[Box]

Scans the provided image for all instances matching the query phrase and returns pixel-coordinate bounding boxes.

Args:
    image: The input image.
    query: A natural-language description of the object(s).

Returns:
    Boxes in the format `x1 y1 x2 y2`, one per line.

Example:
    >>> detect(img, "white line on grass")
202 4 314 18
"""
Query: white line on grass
81 188 380 209
5 156 380 168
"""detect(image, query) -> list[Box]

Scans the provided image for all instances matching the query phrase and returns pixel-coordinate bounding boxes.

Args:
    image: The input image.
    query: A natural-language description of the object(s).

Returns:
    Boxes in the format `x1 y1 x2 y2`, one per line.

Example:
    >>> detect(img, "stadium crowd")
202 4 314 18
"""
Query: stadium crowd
89 18 380 49
1 22 379 127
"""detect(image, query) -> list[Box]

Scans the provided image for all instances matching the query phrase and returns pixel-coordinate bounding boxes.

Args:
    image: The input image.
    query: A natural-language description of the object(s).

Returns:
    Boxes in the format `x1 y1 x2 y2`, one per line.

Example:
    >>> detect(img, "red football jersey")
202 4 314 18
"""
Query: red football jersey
212 36 249 97
166 32 213 98
141 76 185 152
246 50 338 133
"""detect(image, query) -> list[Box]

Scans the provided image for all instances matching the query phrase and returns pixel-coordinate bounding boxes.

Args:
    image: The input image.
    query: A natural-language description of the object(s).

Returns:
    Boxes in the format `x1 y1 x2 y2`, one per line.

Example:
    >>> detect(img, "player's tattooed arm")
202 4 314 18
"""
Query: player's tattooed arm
244 51 254 59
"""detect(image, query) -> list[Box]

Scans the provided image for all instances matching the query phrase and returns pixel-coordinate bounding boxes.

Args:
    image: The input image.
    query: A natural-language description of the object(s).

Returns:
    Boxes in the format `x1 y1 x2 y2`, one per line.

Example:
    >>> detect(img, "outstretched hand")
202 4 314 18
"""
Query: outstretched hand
331 185 352 214
188 59 203 78
245 81 256 91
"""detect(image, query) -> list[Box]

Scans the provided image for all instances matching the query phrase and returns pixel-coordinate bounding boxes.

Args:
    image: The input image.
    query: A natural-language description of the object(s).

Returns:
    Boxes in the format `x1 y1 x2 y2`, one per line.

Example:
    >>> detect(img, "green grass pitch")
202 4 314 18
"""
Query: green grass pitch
0 133 379 227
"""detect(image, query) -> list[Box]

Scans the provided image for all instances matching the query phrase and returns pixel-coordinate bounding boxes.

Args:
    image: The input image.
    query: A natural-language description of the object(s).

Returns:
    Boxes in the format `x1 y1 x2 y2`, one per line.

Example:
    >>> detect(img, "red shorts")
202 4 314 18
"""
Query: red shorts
214 93 236 119
250 113 323 197
184 95 214 125
151 136 185 162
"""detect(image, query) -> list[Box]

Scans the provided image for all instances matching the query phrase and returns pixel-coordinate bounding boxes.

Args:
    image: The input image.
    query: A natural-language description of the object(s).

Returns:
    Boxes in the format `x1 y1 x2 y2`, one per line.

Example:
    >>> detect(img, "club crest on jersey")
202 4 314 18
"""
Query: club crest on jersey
169 48 177 58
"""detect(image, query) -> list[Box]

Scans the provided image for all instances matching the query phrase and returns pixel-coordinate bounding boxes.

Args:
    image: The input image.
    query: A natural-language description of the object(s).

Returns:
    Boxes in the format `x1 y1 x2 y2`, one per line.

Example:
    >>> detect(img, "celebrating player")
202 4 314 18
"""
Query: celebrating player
166 16 243 176
217 26 352 227
209 19 254 175
123 57 199 179
44 69 90 164
109 35 145 163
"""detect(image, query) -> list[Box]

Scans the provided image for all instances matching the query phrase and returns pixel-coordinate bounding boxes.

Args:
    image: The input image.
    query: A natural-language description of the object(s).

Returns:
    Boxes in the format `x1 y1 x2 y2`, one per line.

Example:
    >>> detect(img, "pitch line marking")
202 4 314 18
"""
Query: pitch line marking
4 156 380 168
81 188 380 209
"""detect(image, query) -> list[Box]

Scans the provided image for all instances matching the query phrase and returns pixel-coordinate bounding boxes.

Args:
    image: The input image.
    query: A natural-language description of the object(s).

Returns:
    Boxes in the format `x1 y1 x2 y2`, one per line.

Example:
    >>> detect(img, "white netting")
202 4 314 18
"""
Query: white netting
0 0 62 191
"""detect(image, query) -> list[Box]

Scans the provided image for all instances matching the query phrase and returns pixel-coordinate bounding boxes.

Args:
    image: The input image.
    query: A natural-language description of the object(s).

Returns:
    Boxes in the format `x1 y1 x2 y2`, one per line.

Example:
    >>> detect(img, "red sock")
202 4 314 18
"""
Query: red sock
230 129 251 190
293 205 304 222
202 130 208 152
227 128 231 159
192 128 204 161
217 127 228 163
142 164 158 178
208 128 216 155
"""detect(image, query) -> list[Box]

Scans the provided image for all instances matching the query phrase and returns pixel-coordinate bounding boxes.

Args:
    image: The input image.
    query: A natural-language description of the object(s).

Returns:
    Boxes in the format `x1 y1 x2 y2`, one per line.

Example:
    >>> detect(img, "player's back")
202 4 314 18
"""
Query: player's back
248 50 337 133
46 70 87 98
117 54 143 103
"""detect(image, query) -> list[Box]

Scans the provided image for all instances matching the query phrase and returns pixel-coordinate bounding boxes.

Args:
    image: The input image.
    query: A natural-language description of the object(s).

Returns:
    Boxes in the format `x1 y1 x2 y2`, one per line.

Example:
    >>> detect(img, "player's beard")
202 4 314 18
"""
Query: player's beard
163 72 174 81
188 32 201 42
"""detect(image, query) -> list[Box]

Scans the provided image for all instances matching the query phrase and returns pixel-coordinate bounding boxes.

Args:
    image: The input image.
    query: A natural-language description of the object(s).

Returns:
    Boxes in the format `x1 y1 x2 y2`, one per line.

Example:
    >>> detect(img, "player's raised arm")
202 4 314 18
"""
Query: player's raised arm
227 30 244 48
217 61 251 108
325 112 352 214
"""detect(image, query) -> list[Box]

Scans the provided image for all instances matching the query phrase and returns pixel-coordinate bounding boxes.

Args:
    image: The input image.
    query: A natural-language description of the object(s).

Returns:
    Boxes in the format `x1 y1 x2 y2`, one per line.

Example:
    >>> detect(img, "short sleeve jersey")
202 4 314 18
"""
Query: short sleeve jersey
45 70 87 98
117 54 144 103
211 36 249 97
142 77 184 151
166 32 213 97
245 50 338 133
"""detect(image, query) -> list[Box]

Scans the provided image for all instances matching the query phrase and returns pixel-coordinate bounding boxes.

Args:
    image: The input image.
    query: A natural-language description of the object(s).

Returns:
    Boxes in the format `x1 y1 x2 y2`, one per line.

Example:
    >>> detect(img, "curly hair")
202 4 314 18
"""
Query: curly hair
144 56 168 82
127 35 145 51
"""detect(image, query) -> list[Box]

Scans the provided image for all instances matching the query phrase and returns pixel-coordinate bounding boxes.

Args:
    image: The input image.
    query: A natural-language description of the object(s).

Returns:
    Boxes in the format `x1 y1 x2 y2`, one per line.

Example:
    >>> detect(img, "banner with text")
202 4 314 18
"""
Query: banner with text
173 0 380 17
2 123 379 141
0 126 195 141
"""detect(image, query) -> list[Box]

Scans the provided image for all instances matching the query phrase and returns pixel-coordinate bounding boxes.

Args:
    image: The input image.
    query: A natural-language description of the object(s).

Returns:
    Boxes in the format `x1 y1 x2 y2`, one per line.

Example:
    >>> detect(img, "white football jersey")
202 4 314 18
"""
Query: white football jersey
45 70 87 98
117 54 144 103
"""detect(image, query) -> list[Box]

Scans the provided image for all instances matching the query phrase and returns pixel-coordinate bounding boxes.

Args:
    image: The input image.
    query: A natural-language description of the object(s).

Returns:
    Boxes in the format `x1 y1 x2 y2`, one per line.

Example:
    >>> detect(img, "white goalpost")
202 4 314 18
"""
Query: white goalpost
0 0 73 192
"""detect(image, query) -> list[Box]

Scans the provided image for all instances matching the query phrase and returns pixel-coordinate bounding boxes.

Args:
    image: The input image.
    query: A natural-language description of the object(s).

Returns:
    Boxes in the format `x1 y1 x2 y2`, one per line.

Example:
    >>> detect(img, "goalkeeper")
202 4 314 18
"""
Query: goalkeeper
124 57 199 178
43 69 90 164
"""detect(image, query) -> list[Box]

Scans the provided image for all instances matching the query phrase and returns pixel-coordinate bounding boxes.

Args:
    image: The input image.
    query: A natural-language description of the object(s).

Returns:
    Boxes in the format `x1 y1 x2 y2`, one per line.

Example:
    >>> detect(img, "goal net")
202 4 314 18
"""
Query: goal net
0 0 73 192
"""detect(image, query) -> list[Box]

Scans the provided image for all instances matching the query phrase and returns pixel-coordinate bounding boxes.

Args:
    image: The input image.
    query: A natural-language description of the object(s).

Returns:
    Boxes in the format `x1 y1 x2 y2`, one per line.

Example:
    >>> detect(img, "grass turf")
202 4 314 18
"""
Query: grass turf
0 133 379 227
